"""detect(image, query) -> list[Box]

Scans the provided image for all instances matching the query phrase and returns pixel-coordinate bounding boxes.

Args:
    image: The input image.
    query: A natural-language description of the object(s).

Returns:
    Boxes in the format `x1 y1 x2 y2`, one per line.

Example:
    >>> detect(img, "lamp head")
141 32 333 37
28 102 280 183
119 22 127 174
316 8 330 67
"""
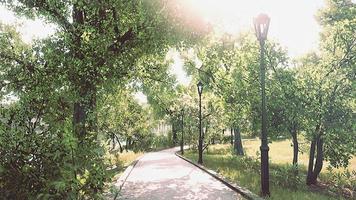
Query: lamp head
254 13 270 41
197 81 203 95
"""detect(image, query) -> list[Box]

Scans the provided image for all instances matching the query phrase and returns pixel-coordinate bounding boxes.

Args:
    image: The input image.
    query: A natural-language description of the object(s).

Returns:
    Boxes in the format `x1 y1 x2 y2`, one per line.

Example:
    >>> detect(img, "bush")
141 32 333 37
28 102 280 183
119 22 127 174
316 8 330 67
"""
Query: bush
221 135 232 144
151 135 173 150
270 164 303 190
321 168 356 195
0 105 109 199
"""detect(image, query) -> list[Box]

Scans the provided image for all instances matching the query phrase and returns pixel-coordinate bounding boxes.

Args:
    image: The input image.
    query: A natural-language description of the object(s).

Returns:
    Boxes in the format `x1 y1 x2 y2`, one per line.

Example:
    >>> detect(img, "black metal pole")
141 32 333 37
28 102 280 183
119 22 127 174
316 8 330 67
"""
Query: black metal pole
259 39 270 196
198 93 203 164
181 108 184 155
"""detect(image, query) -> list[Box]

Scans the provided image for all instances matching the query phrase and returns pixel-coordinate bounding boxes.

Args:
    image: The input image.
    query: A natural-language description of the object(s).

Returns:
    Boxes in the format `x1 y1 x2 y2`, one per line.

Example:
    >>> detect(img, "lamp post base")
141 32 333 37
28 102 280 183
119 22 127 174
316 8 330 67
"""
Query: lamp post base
260 145 270 197
198 139 203 164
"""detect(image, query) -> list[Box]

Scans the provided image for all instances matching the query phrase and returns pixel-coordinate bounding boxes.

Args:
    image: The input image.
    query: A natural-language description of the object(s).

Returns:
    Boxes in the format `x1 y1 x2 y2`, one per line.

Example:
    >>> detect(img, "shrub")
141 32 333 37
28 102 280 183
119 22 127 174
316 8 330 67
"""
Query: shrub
151 135 173 150
321 168 356 196
270 164 303 190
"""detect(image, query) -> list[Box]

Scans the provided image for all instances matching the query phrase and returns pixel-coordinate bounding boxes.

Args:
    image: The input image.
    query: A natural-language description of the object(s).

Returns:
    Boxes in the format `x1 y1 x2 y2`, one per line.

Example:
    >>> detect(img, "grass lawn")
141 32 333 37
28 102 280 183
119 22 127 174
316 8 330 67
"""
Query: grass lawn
242 138 356 172
184 142 354 200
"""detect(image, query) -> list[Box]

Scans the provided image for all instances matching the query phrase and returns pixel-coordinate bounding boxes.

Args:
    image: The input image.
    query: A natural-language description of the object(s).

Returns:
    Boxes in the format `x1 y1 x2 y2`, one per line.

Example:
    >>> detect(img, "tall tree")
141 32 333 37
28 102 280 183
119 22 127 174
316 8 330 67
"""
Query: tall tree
0 0 207 198
268 66 305 167
301 0 355 185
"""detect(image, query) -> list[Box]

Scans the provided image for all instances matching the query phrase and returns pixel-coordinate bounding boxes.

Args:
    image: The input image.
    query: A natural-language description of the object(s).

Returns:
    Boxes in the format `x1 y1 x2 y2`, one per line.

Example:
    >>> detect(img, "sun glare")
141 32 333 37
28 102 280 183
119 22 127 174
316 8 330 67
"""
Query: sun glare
182 0 272 34
180 0 325 57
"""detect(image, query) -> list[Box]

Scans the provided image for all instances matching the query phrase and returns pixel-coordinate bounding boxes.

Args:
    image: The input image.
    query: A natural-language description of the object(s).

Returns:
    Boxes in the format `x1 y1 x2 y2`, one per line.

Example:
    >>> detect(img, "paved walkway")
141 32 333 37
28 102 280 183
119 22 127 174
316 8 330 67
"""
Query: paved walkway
119 147 241 200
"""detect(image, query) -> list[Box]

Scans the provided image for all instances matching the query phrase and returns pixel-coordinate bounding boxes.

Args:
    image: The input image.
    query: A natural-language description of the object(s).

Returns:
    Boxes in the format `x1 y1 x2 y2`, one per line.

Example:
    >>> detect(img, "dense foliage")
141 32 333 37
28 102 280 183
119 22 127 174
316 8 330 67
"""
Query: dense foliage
0 0 205 198
0 0 354 199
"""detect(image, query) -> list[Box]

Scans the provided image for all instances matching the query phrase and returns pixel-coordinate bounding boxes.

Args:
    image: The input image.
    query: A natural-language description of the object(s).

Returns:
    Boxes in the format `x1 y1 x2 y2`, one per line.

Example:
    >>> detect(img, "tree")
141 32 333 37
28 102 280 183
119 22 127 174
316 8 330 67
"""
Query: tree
98 86 156 153
183 32 292 157
300 0 355 185
0 0 208 197
268 66 305 167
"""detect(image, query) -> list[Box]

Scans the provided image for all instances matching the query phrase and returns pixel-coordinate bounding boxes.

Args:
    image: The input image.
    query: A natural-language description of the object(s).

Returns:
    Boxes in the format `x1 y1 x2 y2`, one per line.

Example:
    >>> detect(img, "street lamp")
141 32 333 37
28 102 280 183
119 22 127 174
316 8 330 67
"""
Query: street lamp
197 81 203 164
180 108 184 155
254 13 270 197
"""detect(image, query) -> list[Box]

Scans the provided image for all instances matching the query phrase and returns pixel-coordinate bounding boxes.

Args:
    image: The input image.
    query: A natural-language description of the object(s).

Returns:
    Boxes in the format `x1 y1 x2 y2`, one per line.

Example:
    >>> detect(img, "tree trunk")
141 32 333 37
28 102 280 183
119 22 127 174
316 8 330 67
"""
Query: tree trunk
172 122 177 145
72 6 86 140
125 137 130 152
222 129 225 143
117 139 123 153
233 127 244 155
114 134 123 153
230 128 233 145
306 137 316 185
71 4 99 142
73 102 86 140
312 136 323 182
204 124 209 140
291 128 298 166
307 126 324 185
111 133 116 150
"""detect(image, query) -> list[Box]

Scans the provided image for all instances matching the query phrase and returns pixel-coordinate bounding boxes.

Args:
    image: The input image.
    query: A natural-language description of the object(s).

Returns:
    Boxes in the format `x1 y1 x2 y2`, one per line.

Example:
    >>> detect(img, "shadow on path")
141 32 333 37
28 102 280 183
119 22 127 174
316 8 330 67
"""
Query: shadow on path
119 148 241 200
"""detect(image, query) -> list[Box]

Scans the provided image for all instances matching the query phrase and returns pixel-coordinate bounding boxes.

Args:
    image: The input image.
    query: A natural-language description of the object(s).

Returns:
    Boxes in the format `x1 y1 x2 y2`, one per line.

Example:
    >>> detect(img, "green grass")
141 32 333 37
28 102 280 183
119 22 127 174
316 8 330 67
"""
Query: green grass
185 144 347 200
242 139 356 172
104 150 143 182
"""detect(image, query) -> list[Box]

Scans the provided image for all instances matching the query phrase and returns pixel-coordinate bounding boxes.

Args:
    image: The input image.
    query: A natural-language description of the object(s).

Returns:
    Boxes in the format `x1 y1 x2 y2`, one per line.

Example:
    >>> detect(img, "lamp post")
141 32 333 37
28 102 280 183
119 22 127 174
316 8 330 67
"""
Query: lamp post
180 108 184 155
254 13 270 197
197 81 203 164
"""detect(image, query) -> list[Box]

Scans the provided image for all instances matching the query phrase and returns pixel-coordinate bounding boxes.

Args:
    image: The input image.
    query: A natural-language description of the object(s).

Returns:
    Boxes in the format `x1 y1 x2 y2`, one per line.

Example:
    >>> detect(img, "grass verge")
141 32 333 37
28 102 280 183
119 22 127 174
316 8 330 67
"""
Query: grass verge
184 145 348 200
105 150 143 181
242 139 355 172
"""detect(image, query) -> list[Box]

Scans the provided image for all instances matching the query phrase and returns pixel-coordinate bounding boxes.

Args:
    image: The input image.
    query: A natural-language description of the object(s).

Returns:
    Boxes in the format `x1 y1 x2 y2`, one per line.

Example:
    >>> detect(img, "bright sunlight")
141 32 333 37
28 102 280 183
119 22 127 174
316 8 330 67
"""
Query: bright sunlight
178 0 325 57
1 0 354 199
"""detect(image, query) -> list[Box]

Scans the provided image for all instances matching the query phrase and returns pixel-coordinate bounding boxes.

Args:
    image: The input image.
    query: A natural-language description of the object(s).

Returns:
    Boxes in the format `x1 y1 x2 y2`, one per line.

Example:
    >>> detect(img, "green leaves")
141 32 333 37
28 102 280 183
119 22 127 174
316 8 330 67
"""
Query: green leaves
0 0 207 197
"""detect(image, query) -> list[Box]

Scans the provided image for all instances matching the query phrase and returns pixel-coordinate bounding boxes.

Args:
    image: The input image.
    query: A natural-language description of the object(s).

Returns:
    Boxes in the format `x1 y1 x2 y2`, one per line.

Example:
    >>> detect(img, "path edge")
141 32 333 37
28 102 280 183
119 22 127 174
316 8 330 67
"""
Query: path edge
113 154 144 198
175 152 264 200
117 155 143 191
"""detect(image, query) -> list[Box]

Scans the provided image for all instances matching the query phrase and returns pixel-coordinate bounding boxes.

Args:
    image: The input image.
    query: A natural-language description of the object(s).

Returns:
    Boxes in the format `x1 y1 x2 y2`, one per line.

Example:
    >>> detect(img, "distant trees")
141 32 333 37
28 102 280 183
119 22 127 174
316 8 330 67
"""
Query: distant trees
98 87 156 153
182 33 291 157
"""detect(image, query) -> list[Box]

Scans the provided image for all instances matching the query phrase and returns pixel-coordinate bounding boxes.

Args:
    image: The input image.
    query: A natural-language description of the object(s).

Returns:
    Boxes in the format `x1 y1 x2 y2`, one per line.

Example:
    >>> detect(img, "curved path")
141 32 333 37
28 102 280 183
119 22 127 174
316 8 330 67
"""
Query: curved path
119 147 242 200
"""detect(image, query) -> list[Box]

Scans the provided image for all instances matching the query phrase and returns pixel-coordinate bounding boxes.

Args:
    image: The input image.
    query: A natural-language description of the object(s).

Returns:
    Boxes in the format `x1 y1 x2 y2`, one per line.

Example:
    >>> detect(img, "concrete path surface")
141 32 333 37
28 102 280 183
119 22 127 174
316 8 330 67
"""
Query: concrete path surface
119 147 242 200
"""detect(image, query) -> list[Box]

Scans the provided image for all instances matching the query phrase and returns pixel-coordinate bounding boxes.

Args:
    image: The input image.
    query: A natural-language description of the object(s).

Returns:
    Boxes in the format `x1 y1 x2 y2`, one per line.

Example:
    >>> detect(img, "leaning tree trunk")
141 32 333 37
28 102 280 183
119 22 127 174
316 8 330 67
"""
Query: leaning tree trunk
233 127 244 156
306 130 324 185
114 134 124 153
117 138 123 153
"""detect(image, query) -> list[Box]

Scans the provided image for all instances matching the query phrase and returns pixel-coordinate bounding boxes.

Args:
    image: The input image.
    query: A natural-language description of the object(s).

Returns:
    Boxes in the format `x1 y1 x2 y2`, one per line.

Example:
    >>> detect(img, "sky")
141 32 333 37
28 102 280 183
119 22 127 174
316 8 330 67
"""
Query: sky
0 5 56 43
0 1 329 104
180 0 326 57
169 0 328 87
